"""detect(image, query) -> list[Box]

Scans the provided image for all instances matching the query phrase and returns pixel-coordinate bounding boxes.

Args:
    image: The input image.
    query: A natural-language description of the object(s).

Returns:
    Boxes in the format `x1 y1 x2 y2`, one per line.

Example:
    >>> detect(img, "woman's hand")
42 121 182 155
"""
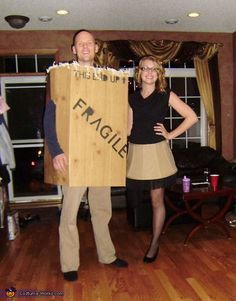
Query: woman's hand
154 123 170 140
153 92 198 141
53 153 68 173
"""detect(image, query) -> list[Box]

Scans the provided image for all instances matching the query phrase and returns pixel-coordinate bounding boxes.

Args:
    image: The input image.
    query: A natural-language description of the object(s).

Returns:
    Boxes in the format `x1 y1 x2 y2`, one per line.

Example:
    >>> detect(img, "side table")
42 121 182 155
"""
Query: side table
163 185 236 245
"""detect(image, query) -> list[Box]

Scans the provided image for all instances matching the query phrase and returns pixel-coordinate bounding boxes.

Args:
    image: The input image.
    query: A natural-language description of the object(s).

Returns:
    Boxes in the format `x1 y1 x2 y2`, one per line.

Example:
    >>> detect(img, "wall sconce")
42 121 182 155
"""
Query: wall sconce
5 15 30 29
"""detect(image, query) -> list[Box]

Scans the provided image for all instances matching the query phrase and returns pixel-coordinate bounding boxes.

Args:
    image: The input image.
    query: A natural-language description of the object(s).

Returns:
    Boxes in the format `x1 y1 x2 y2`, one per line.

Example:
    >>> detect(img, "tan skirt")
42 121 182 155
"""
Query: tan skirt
127 140 177 180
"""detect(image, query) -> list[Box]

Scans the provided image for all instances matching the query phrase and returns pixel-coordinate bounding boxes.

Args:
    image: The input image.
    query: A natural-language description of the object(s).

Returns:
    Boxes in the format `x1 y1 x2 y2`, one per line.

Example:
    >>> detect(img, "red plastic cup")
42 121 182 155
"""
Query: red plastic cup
210 174 219 190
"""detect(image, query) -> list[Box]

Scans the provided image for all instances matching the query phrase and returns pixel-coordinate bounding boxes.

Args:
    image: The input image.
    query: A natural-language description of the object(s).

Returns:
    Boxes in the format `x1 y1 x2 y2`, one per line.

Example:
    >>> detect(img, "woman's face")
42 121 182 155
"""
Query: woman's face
139 59 158 86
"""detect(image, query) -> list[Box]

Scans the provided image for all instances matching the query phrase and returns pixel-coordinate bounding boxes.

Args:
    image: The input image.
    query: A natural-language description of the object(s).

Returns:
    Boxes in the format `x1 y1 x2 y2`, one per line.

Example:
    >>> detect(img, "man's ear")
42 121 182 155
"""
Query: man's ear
72 45 76 55
95 43 99 54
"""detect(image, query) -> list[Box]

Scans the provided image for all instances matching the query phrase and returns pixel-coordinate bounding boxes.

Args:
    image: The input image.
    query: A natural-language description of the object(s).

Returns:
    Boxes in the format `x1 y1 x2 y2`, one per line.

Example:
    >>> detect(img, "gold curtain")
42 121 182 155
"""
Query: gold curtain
96 39 182 67
95 40 120 68
196 42 221 60
194 43 221 149
129 40 182 64
194 59 216 148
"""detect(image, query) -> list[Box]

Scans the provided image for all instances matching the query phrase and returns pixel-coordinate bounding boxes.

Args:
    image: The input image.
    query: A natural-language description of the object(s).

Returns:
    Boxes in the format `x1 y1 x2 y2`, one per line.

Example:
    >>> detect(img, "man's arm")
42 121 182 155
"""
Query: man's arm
43 100 68 172
43 100 63 158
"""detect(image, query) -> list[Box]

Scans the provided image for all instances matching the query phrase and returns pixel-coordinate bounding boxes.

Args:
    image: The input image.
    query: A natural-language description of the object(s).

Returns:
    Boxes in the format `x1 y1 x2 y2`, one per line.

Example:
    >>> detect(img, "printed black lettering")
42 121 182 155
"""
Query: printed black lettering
100 125 112 139
90 118 102 131
74 70 84 78
73 98 86 110
112 137 121 152
110 75 116 83
81 106 94 121
118 144 128 158
108 133 118 144
93 73 99 81
85 72 91 79
102 74 108 81
73 98 126 160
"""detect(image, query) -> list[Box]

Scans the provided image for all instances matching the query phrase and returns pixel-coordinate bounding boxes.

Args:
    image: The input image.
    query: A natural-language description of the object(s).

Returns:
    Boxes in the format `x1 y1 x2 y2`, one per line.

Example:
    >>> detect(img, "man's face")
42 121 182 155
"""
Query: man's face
72 31 98 66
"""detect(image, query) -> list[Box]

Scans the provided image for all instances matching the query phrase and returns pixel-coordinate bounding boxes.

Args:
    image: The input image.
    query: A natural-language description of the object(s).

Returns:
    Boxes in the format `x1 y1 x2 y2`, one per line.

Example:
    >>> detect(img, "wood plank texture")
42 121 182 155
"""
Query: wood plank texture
1 208 236 301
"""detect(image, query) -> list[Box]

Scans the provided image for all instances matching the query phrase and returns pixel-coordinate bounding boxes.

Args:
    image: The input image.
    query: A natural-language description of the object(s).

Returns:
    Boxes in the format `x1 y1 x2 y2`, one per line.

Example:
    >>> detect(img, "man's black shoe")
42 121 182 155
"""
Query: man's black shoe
110 258 128 268
63 271 78 281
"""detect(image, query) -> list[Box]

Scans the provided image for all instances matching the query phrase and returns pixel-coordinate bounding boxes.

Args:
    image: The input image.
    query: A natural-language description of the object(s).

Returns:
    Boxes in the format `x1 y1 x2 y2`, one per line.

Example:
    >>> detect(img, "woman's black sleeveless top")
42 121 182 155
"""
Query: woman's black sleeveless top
129 89 170 144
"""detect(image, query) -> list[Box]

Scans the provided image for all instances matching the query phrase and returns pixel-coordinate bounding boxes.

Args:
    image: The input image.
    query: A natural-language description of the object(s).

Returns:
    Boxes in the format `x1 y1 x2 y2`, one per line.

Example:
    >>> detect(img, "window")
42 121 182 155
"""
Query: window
0 54 54 73
165 61 207 149
0 76 61 203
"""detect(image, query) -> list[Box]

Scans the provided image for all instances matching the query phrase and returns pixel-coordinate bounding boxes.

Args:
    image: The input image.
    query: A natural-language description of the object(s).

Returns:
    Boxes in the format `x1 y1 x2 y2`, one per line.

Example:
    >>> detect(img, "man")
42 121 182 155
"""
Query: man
44 29 128 282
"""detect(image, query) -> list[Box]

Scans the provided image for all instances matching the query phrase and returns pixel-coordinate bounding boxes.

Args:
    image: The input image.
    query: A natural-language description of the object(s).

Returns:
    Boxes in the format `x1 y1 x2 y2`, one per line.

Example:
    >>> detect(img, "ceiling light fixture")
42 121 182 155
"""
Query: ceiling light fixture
188 12 200 18
165 19 179 25
56 10 69 15
5 15 30 29
39 16 53 22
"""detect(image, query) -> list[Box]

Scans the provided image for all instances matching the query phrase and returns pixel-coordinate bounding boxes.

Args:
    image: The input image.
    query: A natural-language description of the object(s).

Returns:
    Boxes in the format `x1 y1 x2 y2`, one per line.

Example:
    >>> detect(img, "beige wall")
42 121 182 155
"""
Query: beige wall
0 30 235 160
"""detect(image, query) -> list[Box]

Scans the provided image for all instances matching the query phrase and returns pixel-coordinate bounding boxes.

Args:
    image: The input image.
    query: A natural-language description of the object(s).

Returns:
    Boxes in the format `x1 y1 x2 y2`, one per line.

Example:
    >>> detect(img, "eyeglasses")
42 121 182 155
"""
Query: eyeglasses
140 66 158 73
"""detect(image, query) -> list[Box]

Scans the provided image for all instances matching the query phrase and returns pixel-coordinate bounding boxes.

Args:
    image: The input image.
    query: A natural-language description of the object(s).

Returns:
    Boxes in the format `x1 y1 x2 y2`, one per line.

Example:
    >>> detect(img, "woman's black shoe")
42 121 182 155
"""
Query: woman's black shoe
143 246 159 263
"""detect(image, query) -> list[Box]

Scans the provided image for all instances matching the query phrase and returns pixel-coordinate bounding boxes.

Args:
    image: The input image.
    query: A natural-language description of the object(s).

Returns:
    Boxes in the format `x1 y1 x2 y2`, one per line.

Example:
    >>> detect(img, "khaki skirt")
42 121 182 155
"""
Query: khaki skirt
127 140 177 180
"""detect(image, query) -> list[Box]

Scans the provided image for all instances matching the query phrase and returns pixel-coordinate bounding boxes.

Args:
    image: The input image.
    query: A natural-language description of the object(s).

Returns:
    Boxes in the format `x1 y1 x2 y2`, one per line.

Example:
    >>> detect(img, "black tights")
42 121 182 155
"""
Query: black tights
146 187 165 257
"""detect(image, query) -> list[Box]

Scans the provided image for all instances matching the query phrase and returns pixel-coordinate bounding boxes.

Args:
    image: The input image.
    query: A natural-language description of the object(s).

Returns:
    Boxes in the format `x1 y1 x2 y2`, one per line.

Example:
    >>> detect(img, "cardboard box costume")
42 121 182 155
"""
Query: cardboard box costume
44 63 128 186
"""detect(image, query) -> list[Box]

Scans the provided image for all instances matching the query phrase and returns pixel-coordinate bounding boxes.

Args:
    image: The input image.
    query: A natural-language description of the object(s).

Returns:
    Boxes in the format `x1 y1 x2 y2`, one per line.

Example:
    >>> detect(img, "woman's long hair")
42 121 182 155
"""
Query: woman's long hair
135 55 167 92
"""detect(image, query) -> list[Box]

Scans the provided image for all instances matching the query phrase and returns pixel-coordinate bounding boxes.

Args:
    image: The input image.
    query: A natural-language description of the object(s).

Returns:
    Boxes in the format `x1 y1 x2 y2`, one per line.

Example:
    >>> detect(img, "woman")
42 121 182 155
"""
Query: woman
127 56 198 263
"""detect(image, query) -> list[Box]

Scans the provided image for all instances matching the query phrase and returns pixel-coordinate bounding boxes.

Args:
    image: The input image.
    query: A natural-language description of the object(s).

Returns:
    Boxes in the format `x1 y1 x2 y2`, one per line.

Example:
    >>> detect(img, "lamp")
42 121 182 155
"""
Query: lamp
5 15 30 29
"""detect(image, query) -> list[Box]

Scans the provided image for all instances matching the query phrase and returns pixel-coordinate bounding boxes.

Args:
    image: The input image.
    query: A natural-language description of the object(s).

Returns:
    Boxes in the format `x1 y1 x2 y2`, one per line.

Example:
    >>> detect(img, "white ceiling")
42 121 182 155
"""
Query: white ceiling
1 0 236 33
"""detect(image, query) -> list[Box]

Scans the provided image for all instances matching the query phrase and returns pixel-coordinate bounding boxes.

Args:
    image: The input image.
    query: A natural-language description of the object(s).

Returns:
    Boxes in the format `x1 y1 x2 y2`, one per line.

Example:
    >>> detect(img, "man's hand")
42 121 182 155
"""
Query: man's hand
53 153 68 173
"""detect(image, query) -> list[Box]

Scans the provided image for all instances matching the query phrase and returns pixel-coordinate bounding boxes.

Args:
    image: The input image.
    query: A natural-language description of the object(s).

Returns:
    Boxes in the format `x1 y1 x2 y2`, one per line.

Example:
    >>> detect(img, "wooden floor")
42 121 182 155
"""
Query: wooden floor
1 207 236 301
